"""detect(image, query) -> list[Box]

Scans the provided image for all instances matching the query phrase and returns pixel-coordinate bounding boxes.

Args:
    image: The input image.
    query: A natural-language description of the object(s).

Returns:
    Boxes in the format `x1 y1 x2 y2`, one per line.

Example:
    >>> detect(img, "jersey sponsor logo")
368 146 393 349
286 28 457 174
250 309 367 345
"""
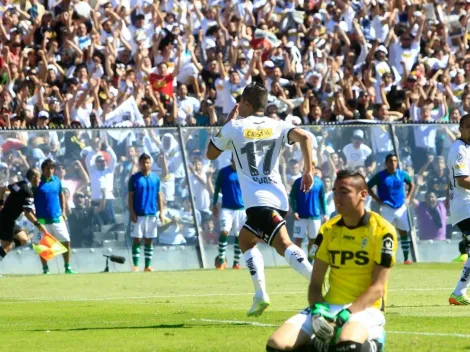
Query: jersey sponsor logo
381 234 394 256
11 184 20 192
343 235 355 240
457 153 464 162
244 128 273 140
455 162 466 170
329 250 369 265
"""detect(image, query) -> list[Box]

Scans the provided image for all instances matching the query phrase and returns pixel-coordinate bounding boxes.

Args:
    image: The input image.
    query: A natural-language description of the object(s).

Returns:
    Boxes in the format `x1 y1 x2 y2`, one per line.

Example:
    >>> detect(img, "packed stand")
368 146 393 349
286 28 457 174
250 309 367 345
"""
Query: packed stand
0 0 466 245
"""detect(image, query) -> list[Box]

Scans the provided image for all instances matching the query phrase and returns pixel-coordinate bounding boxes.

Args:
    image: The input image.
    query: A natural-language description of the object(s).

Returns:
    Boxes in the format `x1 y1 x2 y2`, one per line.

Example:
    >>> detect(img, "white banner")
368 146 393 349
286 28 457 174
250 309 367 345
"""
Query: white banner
104 96 144 143
104 96 144 127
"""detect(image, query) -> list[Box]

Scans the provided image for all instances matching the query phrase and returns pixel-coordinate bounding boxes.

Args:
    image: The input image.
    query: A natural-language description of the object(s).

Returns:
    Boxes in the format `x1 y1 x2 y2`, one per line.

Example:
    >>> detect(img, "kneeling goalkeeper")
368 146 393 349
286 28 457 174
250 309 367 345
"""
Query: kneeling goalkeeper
266 170 397 352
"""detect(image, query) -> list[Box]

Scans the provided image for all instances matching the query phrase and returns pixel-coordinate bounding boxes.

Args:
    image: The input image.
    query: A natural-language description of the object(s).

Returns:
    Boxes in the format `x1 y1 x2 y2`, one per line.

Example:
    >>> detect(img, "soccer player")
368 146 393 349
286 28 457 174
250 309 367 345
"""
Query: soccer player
447 113 470 305
34 159 77 274
266 170 397 352
0 169 48 263
212 158 245 270
128 153 164 272
367 154 415 264
289 162 327 262
206 82 314 317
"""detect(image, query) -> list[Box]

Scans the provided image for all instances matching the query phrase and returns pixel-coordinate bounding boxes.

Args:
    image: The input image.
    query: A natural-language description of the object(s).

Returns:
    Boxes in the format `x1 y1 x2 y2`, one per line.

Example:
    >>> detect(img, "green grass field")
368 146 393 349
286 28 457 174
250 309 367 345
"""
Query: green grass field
1 263 470 352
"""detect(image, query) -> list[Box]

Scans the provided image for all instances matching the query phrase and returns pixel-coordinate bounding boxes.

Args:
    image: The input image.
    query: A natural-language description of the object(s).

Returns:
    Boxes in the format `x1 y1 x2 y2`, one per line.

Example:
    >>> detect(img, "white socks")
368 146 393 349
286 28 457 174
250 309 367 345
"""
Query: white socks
244 247 268 299
453 257 470 296
243 245 312 300
284 244 313 281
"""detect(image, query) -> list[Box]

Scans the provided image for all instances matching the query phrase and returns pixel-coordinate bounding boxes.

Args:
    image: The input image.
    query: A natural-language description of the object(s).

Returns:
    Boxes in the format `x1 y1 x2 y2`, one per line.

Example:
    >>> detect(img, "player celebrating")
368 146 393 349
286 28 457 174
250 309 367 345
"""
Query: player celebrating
266 170 397 352
0 169 48 263
367 154 415 264
289 162 327 262
128 153 164 272
207 82 314 317
447 114 470 305
35 159 77 275
212 158 245 270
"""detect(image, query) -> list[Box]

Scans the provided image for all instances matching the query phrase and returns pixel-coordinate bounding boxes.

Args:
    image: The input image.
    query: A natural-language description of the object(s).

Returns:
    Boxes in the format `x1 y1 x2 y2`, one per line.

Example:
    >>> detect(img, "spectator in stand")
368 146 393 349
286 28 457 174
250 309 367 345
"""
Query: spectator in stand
68 192 94 248
187 157 213 224
342 129 372 169
413 191 447 241
84 135 117 226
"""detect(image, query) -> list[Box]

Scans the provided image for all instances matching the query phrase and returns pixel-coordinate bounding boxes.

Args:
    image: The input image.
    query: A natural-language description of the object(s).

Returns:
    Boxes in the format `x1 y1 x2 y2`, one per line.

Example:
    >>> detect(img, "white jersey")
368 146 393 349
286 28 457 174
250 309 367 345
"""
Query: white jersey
211 116 296 211
447 139 470 226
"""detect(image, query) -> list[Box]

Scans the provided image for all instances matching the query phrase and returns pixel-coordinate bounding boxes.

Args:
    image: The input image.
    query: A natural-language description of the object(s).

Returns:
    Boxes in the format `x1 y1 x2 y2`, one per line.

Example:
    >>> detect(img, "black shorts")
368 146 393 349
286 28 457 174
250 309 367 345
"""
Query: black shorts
0 217 22 242
243 206 287 246
457 218 470 253
457 218 470 239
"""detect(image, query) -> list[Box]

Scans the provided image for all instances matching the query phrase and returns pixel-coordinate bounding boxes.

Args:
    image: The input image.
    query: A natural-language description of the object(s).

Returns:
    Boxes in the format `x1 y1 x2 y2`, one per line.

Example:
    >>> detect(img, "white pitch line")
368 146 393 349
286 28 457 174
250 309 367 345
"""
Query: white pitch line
388 331 470 338
196 318 277 327
0 287 456 303
195 319 470 338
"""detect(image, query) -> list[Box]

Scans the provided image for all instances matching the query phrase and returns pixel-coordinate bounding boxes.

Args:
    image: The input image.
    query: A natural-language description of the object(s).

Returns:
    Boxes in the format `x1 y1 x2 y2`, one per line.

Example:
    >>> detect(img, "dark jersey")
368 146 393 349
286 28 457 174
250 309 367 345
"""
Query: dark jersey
1 180 35 221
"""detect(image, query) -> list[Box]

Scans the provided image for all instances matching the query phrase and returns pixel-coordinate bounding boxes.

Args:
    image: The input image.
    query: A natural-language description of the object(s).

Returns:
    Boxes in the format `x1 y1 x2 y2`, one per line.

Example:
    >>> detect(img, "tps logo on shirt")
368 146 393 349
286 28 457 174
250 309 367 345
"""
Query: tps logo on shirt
329 250 369 265
244 128 273 139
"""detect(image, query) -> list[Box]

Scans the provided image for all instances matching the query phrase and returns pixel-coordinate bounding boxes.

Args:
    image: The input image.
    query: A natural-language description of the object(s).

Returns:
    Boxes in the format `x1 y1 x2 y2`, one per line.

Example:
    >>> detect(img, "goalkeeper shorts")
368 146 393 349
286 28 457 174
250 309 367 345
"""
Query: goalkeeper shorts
285 304 385 341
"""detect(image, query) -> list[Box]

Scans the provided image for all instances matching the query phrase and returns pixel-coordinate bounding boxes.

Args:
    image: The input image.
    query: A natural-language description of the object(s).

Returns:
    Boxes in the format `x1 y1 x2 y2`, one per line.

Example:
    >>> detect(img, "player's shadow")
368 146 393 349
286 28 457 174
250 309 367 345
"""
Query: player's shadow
28 324 187 332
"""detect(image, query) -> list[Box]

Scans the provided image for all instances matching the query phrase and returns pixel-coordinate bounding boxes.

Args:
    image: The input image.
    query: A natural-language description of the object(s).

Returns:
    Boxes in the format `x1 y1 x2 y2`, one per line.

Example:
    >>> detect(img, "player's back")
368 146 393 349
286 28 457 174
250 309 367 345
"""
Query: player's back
447 139 470 225
228 116 296 211
3 181 34 220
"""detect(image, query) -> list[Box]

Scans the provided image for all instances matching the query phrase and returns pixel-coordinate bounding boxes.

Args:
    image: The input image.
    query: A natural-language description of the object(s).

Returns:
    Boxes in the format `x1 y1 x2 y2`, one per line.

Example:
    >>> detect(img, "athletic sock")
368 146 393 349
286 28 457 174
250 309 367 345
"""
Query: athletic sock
0 247 6 261
132 243 140 267
64 263 71 270
42 263 49 272
233 237 241 265
217 233 228 263
284 244 313 281
144 244 153 268
400 234 411 261
453 257 470 296
243 247 267 299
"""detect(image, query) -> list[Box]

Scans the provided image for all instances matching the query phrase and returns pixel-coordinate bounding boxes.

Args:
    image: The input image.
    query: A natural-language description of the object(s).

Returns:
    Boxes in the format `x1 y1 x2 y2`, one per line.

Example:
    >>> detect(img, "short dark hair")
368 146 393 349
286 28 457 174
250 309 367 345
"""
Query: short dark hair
139 153 151 162
335 169 367 190
241 83 268 112
460 113 470 127
25 168 39 181
41 159 55 170
385 153 397 163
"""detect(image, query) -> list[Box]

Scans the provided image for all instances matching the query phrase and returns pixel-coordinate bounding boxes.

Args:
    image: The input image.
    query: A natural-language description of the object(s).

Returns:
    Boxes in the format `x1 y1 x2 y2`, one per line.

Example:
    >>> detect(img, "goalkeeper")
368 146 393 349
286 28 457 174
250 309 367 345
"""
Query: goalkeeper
266 170 397 352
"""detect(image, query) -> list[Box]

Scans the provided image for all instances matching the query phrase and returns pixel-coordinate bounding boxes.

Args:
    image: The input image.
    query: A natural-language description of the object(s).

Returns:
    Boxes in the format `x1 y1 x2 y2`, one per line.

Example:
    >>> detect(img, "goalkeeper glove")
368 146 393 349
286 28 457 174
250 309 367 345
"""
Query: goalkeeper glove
335 308 352 327
310 303 336 342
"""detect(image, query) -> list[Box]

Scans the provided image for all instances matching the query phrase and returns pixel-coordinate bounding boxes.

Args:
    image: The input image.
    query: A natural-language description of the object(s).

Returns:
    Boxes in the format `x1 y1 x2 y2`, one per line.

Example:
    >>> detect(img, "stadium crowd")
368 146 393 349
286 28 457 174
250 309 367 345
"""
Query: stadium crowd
0 0 465 247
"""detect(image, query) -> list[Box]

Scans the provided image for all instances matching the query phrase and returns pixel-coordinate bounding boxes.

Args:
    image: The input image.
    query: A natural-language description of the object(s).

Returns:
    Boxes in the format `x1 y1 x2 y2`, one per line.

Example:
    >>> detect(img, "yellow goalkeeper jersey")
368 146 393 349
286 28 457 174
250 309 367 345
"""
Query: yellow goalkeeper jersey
315 211 397 310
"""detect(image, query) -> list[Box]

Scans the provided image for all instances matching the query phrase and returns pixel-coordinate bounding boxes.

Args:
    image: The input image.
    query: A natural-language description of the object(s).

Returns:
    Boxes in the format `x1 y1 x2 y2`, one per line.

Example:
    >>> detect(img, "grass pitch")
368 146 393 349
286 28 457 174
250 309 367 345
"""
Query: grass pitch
1 263 470 352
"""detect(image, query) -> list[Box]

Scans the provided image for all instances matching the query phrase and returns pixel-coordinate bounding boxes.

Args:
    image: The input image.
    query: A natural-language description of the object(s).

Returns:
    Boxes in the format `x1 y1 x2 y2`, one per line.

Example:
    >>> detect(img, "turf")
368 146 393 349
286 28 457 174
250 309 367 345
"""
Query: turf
1 263 469 351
